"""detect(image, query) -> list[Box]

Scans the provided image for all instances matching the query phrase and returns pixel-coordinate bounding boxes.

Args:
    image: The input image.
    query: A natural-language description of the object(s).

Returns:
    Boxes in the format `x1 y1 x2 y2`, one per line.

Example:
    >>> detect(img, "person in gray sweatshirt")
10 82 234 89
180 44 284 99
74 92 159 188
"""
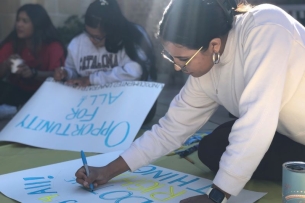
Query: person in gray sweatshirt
54 0 156 87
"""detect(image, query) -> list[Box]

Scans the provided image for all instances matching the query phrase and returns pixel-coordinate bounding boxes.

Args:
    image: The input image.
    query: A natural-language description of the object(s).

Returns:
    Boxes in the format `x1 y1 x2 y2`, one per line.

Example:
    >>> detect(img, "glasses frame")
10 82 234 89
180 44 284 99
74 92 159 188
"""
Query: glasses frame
161 46 203 73
84 29 106 43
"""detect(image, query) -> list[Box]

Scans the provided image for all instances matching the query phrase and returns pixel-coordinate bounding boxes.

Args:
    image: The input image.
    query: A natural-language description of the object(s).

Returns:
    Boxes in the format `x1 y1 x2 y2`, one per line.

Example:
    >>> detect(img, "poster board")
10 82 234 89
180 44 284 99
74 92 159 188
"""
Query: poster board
0 79 163 153
0 151 266 203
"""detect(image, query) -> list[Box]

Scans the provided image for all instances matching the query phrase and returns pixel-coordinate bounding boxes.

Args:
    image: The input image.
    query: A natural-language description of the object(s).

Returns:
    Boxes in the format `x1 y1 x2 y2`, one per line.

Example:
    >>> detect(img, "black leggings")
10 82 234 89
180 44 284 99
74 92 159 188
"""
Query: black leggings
0 80 34 107
198 120 305 181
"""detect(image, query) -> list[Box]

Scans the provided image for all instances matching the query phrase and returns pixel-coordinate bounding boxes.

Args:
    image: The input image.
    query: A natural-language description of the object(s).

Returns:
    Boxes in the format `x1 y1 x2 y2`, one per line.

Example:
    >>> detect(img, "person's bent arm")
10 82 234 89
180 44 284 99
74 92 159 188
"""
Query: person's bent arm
89 61 143 85
61 37 82 81
121 76 219 171
75 156 130 189
63 47 79 80
16 64 57 81
35 70 55 81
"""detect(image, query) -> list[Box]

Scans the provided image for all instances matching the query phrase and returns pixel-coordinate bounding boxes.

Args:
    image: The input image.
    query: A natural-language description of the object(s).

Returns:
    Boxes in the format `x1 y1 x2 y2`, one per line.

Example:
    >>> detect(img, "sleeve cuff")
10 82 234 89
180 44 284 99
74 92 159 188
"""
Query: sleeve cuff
120 144 150 172
89 74 98 85
213 167 250 196
64 67 73 80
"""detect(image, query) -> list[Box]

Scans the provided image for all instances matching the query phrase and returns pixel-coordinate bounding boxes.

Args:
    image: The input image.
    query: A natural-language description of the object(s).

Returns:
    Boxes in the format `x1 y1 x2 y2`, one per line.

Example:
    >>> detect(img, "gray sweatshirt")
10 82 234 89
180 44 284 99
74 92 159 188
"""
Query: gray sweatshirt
64 33 143 85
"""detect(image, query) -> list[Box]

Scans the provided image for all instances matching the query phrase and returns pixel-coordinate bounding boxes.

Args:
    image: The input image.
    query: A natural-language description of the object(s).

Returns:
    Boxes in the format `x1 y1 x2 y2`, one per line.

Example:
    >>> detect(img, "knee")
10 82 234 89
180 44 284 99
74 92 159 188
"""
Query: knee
198 136 213 167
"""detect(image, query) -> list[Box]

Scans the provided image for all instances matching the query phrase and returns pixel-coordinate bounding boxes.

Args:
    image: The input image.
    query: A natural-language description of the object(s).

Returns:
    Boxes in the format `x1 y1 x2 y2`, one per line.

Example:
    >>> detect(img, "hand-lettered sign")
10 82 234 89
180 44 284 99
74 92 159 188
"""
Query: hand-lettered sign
0 79 163 153
0 151 266 203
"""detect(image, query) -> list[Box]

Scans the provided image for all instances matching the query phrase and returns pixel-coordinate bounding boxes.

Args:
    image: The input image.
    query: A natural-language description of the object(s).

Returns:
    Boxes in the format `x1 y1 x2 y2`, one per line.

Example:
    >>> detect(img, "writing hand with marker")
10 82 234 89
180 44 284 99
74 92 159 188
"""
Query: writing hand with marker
66 77 91 87
54 67 67 81
75 166 109 189
75 156 130 190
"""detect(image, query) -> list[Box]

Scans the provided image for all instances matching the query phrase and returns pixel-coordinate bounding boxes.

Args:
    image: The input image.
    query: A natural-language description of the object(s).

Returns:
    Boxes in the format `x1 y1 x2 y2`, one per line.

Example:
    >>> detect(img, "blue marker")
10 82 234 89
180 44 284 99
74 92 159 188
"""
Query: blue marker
80 150 94 191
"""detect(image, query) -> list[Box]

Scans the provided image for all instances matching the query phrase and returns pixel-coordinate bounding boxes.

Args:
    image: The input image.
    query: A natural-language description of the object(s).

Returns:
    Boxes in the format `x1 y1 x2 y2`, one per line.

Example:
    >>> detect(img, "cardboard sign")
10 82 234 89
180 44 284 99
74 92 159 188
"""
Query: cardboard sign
0 79 163 153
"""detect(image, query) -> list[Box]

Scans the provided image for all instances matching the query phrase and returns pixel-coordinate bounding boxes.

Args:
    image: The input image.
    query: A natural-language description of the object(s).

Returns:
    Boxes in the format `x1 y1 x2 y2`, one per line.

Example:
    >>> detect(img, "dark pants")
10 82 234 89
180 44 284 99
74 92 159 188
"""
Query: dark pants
198 120 305 181
0 80 34 107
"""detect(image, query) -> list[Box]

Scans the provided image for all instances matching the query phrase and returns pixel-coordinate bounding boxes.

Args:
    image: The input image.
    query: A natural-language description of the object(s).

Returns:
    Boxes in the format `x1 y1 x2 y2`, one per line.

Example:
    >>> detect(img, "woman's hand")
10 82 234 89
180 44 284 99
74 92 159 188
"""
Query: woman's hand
1 54 20 73
180 195 215 203
75 166 111 189
75 156 130 190
66 77 91 87
16 64 35 78
54 67 67 81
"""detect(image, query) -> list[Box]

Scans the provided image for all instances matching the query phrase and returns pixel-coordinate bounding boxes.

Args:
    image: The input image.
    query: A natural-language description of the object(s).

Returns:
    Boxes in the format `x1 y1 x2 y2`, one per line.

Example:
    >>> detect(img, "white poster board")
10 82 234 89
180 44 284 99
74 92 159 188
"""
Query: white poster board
0 79 163 153
0 151 266 203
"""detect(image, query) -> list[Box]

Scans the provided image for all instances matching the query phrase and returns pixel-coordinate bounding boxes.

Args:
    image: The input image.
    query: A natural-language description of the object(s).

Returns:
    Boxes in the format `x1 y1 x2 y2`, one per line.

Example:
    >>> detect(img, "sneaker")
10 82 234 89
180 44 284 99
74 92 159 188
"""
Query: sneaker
0 104 17 119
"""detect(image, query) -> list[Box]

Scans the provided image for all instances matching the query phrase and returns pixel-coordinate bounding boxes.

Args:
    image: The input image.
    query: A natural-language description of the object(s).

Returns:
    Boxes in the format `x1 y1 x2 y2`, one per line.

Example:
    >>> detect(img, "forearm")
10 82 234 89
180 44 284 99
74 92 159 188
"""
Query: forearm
64 67 79 80
89 62 142 85
105 156 130 179
35 70 54 81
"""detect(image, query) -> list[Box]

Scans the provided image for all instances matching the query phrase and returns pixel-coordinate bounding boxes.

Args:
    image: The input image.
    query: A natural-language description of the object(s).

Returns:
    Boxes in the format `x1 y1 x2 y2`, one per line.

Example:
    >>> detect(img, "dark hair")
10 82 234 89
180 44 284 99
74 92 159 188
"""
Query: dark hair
85 0 156 81
158 0 251 50
0 4 66 57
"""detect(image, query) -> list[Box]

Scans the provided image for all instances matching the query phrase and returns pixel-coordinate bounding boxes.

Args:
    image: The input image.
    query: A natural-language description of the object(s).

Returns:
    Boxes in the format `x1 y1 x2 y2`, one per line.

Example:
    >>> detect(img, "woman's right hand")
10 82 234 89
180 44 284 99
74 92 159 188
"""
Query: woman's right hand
53 67 67 81
75 166 111 189
75 156 130 190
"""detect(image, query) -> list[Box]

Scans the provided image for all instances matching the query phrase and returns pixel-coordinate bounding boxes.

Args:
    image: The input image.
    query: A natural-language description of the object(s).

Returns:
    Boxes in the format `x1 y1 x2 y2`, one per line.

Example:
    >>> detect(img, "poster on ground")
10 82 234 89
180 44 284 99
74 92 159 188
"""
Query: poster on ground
0 151 266 203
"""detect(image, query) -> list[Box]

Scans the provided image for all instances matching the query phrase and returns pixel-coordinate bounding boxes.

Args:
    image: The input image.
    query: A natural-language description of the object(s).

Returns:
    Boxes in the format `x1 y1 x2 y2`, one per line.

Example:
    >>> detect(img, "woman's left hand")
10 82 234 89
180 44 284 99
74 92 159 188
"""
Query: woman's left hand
180 195 214 203
66 77 91 87
16 64 34 78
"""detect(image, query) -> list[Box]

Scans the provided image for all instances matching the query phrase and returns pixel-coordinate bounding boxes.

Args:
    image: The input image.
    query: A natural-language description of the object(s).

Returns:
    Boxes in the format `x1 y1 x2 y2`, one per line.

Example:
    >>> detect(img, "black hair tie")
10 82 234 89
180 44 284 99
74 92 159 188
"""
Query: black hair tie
203 0 238 24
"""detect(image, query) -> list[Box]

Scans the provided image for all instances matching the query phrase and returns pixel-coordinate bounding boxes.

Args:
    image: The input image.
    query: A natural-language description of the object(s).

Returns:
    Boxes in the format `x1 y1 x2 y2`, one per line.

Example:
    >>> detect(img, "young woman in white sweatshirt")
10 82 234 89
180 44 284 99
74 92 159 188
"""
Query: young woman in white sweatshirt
53 0 156 86
75 0 305 202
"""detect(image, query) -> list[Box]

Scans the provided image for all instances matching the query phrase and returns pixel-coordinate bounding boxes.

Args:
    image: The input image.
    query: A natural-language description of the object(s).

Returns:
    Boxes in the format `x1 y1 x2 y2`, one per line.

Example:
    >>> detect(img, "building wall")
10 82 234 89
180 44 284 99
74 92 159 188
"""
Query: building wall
0 0 94 41
248 0 305 4
0 0 303 76
0 0 170 43
1 0 304 40
0 0 172 73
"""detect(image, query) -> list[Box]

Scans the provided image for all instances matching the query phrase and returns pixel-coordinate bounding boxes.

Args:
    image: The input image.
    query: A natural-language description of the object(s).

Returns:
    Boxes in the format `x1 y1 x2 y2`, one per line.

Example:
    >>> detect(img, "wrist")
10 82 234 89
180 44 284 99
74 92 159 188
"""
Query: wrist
61 67 68 80
31 68 38 78
106 156 130 179
206 185 230 203
212 184 230 199
63 71 68 80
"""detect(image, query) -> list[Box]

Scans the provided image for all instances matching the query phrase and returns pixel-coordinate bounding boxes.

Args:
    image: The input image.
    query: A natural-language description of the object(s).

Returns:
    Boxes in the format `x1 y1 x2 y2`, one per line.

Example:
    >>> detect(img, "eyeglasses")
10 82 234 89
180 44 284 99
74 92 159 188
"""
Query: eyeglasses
161 46 203 73
84 29 106 43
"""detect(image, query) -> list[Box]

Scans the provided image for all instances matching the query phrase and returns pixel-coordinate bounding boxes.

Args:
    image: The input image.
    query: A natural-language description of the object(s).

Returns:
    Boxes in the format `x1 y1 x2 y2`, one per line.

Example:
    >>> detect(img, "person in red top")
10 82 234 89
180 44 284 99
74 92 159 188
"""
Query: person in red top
0 4 66 108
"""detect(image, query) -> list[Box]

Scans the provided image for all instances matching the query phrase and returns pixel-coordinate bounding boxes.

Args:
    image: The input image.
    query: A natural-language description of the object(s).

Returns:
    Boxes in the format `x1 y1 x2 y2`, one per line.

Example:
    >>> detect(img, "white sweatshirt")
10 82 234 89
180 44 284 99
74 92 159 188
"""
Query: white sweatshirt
121 4 305 196
64 33 143 85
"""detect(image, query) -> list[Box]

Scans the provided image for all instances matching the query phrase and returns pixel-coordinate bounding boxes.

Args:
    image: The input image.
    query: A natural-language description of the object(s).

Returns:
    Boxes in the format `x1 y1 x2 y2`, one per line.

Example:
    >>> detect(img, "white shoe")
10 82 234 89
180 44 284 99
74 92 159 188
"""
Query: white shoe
0 104 17 119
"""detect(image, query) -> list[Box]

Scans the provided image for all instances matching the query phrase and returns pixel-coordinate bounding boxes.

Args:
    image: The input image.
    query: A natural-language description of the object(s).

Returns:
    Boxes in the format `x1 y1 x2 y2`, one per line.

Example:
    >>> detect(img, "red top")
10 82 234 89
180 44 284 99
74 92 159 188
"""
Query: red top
0 41 65 92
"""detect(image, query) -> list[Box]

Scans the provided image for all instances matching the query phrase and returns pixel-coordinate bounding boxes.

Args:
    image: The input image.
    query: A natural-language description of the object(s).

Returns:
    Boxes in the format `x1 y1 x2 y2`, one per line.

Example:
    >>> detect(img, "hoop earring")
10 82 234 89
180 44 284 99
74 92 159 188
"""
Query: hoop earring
213 52 220 64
